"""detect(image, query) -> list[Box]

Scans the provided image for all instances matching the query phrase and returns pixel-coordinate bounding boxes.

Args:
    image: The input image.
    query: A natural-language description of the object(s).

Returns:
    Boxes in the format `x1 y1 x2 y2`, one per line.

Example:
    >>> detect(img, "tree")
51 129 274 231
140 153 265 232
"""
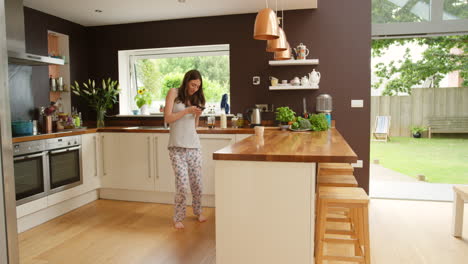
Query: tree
372 0 430 23
160 73 184 99
372 35 468 95
135 59 161 97
160 73 228 103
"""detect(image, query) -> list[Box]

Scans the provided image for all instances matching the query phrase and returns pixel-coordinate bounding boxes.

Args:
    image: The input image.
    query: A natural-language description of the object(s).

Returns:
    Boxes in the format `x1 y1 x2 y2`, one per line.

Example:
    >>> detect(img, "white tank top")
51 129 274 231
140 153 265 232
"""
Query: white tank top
168 101 201 149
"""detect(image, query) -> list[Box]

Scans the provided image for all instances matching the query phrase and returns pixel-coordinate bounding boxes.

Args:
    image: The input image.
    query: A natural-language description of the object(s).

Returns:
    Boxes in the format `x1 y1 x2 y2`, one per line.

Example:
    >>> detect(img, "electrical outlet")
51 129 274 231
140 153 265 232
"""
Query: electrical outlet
255 104 269 112
351 100 364 108
352 160 363 168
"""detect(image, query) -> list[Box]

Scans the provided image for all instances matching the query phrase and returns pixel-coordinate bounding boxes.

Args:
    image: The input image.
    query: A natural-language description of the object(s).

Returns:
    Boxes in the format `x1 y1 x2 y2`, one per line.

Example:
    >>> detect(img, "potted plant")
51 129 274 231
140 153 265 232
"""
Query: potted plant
275 106 296 130
410 126 427 138
134 88 153 115
71 78 120 128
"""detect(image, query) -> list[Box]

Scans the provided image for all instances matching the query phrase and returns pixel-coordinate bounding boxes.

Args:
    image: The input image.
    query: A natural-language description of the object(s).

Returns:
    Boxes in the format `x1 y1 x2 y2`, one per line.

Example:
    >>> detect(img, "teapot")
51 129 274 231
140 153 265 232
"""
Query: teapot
293 43 309 60
308 69 321 88
290 77 300 86
301 76 309 86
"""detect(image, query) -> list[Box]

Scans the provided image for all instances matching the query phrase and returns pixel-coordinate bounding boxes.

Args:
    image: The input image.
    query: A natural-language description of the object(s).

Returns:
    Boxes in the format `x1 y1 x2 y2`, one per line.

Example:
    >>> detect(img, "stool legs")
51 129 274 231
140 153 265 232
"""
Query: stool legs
315 200 327 264
452 191 464 237
362 206 371 264
315 202 370 264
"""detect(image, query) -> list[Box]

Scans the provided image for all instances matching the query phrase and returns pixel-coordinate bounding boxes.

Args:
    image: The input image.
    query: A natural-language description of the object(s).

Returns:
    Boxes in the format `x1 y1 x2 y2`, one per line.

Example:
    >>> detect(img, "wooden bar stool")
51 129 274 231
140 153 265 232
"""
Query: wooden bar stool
315 186 370 264
318 174 358 187
318 163 354 176
453 185 468 237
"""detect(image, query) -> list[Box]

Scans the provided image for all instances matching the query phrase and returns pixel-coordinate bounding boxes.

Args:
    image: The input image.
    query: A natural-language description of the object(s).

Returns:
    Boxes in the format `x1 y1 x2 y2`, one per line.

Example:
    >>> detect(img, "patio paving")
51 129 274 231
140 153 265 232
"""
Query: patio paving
369 164 466 202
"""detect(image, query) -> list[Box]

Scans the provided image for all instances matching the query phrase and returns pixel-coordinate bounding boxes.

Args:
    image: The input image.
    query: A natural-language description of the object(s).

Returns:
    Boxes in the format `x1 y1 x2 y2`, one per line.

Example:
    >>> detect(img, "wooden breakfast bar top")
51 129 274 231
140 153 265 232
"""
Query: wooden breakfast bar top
213 128 358 163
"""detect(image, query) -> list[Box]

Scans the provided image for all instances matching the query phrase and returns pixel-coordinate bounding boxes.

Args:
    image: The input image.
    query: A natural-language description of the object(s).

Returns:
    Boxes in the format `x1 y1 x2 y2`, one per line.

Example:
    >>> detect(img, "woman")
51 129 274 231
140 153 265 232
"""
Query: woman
164 69 206 229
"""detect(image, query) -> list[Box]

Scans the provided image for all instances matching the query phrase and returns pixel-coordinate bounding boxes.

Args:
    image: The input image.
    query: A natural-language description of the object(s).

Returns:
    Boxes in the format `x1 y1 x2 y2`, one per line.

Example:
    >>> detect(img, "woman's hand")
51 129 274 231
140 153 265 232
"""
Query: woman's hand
185 106 203 116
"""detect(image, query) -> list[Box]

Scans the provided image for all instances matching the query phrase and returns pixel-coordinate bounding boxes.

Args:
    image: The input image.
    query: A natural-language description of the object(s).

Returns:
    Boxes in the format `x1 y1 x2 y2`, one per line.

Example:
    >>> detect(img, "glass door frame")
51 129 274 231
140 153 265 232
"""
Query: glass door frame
0 0 19 263
372 0 468 37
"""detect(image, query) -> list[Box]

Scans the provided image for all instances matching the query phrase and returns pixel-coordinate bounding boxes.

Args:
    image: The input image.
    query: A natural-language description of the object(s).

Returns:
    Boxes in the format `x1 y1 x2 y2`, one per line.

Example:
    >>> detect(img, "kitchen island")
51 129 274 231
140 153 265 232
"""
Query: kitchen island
213 128 357 264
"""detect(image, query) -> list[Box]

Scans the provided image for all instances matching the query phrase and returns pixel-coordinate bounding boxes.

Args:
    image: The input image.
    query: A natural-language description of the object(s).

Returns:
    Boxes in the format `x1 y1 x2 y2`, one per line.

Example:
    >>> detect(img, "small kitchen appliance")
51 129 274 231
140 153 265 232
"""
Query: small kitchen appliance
246 107 262 127
316 94 332 126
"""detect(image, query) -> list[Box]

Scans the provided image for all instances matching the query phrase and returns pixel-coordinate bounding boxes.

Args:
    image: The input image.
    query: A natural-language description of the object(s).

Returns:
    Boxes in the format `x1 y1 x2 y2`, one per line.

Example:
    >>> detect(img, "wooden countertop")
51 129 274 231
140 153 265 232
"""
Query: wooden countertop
12 129 99 143
12 126 256 143
213 128 358 163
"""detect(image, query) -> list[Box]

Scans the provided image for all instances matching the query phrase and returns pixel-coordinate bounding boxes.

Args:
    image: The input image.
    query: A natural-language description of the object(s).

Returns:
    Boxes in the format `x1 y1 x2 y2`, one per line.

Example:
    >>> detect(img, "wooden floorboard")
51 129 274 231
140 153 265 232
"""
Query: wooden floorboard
19 199 468 264
19 200 215 264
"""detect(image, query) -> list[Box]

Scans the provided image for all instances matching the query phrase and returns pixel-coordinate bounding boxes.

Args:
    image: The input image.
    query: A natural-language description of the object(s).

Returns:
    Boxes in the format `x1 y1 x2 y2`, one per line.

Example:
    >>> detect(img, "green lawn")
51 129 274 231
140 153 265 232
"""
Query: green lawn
370 137 468 184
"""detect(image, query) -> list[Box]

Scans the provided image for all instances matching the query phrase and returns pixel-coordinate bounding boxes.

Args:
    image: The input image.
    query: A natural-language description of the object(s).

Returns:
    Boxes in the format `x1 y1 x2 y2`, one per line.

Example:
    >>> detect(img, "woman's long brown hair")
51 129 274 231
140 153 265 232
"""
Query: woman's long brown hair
177 70 206 107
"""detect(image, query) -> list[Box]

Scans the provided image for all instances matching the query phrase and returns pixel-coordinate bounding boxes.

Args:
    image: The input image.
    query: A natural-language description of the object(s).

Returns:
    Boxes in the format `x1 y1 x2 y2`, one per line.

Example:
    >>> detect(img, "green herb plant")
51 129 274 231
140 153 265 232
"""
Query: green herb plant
291 116 312 130
309 113 330 131
275 107 296 124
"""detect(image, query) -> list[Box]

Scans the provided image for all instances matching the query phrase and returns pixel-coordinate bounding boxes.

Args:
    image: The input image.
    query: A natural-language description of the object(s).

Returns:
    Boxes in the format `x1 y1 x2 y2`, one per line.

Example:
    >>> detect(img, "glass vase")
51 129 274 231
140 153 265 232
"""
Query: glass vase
96 107 106 128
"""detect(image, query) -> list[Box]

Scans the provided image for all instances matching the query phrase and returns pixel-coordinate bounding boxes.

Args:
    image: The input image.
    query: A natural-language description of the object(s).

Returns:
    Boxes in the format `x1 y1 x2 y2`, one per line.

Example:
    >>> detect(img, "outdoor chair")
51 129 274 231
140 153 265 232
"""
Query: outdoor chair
373 116 391 142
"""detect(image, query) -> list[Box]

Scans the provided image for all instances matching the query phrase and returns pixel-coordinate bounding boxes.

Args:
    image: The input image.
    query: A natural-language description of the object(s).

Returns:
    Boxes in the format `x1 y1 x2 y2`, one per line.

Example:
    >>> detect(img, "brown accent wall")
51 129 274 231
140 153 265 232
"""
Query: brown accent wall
22 2 370 191
23 7 89 118
87 3 371 191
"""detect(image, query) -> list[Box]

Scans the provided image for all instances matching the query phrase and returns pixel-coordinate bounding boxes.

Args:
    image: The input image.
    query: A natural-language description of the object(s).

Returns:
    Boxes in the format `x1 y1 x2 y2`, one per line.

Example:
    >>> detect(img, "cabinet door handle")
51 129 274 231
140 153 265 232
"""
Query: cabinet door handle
147 136 151 178
93 136 98 177
154 136 159 179
101 135 106 176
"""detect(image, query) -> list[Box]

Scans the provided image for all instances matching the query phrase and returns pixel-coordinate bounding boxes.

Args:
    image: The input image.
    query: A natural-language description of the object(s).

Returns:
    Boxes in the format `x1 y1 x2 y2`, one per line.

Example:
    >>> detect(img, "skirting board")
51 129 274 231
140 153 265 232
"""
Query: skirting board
99 188 215 207
17 190 99 233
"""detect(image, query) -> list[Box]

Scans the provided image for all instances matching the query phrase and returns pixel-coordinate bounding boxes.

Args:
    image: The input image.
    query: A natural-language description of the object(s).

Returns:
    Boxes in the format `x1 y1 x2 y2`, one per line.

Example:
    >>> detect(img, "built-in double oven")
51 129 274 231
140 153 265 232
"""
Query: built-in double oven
13 135 82 205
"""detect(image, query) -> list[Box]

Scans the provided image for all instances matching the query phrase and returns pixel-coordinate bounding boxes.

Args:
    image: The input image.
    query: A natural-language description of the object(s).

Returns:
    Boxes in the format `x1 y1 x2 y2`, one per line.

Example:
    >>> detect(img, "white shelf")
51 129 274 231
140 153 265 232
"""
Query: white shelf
269 59 319 66
269 85 319 90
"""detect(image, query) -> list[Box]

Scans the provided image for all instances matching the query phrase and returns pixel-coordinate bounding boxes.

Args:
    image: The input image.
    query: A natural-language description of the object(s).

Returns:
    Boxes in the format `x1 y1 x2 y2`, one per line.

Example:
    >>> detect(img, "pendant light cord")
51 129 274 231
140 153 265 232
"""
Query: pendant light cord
266 0 268 8
282 0 284 29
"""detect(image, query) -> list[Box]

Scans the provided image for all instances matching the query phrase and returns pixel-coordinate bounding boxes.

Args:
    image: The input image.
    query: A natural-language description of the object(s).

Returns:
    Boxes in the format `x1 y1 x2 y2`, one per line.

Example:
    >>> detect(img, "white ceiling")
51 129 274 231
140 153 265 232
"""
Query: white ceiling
24 0 317 27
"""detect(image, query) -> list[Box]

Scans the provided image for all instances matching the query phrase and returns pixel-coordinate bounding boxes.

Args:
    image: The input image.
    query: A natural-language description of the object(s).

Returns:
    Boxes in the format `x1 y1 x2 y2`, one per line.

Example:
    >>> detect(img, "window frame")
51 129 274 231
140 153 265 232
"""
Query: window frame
118 44 230 115
372 0 468 38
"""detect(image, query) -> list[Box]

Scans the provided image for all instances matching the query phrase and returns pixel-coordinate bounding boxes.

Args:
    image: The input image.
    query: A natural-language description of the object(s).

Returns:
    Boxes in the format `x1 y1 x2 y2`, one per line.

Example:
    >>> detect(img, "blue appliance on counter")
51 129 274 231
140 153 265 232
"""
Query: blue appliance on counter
11 120 33 137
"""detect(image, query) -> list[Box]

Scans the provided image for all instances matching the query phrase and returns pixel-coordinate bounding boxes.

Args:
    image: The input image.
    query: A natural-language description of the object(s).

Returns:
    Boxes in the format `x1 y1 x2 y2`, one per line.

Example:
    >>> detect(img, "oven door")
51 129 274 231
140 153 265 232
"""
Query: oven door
13 151 49 205
48 145 82 194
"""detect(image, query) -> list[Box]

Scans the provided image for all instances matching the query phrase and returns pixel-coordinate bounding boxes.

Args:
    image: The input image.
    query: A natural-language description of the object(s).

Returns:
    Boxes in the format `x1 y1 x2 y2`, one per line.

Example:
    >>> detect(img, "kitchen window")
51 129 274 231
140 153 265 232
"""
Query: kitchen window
118 44 230 115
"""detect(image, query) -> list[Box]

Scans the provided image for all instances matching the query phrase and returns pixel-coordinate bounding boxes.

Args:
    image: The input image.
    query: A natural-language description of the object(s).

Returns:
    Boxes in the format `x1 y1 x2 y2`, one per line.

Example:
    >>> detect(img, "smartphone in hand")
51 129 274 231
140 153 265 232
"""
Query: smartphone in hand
197 106 206 111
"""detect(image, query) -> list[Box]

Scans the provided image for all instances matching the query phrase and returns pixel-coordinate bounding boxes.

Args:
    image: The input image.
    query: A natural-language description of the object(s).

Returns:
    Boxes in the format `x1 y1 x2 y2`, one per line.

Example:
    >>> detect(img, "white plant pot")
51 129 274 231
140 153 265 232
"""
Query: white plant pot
140 104 150 115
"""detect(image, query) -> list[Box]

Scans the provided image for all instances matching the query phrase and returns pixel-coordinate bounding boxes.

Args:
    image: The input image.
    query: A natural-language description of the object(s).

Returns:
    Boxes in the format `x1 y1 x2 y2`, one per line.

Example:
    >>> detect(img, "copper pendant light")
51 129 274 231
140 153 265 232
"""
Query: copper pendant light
266 26 287 52
274 42 292 60
253 8 280 40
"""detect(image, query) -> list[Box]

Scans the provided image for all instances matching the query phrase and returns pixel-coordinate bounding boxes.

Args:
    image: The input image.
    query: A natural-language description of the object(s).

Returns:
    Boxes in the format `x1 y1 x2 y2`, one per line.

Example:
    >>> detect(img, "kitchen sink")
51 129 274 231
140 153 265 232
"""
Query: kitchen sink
123 126 168 130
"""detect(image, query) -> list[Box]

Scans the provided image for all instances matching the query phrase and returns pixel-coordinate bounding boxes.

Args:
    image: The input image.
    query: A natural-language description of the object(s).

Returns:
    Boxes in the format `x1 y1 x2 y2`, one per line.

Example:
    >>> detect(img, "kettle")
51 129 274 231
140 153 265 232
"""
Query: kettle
246 107 262 127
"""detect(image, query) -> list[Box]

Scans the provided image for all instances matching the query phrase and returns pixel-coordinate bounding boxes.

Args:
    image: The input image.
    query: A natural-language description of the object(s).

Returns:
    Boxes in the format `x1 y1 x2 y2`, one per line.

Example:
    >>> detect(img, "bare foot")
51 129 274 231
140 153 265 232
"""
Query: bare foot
198 215 207 223
174 222 185 229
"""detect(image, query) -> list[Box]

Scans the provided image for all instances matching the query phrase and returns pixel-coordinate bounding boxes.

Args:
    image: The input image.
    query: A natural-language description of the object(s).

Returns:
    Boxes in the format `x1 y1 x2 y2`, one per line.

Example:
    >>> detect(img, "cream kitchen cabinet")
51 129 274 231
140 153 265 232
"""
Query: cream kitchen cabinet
100 132 241 195
101 133 156 191
157 133 236 195
199 134 236 195
82 133 101 192
156 133 174 193
119 133 156 191
100 133 120 188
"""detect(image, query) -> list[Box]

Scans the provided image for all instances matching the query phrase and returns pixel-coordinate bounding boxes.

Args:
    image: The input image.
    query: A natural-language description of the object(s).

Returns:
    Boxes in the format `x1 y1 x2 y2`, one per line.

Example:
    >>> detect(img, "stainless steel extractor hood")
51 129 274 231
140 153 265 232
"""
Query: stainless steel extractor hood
5 0 64 66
